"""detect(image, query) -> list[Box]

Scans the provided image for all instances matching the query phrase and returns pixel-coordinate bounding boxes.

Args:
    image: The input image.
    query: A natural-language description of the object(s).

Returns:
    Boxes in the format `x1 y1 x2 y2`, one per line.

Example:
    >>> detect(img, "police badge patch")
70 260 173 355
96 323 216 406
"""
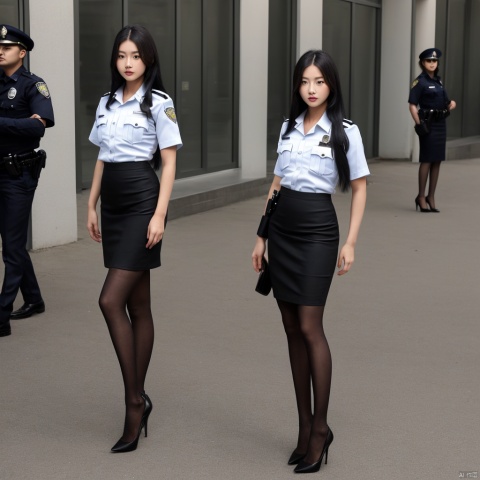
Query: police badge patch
35 82 50 98
8 87 17 99
411 79 419 89
165 107 177 123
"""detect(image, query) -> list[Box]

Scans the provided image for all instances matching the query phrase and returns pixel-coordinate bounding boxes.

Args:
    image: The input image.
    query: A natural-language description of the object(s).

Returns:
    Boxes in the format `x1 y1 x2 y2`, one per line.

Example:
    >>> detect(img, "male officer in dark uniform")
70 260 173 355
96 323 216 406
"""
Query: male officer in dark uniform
0 25 54 337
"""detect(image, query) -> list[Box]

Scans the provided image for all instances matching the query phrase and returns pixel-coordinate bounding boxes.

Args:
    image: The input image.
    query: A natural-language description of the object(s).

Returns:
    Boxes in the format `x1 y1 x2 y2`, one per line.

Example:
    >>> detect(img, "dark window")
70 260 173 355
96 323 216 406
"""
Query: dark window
323 0 381 158
267 0 296 162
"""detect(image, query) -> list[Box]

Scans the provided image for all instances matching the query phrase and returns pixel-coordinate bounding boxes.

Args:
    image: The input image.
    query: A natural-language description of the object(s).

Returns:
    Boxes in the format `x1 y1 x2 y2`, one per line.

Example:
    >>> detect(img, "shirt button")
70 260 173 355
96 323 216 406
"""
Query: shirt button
298 151 302 155
113 122 116 125
135 123 138 126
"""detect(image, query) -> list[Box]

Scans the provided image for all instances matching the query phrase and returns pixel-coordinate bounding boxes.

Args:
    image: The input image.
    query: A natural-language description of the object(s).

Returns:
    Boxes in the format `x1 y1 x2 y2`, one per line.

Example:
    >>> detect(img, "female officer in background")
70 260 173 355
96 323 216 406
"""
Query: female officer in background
409 48 456 212
87 25 182 453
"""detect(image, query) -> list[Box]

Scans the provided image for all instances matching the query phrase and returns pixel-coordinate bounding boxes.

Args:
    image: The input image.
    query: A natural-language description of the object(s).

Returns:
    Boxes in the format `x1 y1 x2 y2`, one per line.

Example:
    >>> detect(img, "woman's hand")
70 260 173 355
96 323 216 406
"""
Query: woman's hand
30 113 46 126
87 208 101 242
252 237 266 272
337 243 354 275
146 214 165 249
448 100 457 111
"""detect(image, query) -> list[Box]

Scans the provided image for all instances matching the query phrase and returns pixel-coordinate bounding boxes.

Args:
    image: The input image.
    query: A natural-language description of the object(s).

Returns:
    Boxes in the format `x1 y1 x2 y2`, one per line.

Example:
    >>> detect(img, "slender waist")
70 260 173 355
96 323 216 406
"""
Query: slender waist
280 187 332 201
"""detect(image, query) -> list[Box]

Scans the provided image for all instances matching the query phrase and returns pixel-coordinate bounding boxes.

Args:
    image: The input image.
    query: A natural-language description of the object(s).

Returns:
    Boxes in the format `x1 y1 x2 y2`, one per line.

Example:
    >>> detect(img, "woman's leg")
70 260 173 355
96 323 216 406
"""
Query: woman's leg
99 268 147 442
417 163 431 209
277 300 312 454
127 270 154 394
426 162 441 208
297 305 332 464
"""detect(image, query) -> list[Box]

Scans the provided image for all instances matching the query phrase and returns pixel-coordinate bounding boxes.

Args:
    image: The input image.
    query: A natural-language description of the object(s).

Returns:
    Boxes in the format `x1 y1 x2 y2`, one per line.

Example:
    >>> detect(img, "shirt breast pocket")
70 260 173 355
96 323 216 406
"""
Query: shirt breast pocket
124 115 149 144
277 143 293 170
309 146 335 176
96 117 108 143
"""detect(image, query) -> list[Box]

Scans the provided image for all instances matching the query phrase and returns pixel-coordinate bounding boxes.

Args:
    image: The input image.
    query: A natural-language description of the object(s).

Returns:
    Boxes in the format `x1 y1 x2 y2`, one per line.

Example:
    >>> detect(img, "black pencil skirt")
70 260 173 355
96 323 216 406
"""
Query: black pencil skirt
268 188 339 306
101 161 162 271
419 119 446 162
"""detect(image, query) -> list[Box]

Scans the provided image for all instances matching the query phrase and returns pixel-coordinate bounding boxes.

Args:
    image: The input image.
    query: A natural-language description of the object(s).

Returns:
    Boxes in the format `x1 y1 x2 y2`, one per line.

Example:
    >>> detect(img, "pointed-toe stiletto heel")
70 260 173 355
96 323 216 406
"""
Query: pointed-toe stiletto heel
288 450 307 465
141 392 153 437
111 396 148 453
294 428 334 474
415 196 431 212
425 196 440 212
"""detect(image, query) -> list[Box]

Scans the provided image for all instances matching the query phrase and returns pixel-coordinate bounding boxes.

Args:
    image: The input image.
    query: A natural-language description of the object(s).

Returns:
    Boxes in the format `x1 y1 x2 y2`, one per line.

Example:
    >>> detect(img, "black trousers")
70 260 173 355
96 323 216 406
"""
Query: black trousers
0 168 42 325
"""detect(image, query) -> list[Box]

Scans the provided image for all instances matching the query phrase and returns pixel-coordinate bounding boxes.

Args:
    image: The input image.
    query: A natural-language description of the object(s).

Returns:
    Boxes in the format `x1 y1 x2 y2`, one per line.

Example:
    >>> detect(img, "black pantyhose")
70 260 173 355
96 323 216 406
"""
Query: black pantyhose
99 268 154 442
277 300 332 464
418 162 441 209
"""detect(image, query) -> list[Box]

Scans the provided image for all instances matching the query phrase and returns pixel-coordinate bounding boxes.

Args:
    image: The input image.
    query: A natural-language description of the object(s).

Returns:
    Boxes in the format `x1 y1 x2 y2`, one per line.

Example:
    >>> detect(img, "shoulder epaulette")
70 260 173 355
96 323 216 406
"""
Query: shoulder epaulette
102 92 110 97
342 119 353 128
22 71 42 81
152 89 168 99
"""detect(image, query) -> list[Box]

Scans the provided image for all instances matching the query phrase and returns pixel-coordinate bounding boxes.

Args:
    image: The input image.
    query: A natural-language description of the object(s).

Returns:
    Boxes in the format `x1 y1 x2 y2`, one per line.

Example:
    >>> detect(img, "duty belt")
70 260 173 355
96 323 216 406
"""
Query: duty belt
0 150 37 167
418 109 450 121
0 150 47 178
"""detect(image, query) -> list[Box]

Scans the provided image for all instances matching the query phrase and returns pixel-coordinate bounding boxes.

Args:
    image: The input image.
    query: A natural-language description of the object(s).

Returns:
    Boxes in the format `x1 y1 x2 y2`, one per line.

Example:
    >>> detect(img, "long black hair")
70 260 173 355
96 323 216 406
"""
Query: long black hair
106 25 166 169
106 24 166 114
284 50 351 191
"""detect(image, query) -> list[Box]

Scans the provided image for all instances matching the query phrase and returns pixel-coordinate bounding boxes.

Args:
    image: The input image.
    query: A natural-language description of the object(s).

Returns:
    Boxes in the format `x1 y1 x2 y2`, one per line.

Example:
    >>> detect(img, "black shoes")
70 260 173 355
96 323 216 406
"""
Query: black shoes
288 450 306 465
141 392 153 438
425 196 440 212
10 301 45 320
0 322 11 337
111 392 153 453
415 196 431 212
294 428 334 474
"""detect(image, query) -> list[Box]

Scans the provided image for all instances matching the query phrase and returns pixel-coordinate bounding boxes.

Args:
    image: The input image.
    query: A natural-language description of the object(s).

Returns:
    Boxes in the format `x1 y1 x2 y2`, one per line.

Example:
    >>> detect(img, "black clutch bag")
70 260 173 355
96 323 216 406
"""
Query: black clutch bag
255 257 271 296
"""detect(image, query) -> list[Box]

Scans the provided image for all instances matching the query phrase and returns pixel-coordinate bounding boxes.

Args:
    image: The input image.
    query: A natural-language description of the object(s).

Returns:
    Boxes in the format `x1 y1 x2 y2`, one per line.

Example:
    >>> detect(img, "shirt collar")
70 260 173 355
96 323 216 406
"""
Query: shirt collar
113 83 146 105
294 110 332 134
0 64 25 83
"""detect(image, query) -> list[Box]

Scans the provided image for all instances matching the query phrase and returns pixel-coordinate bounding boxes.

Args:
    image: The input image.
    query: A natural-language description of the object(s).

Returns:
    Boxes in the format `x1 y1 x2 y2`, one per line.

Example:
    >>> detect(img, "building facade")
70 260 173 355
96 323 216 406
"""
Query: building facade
1 0 479 249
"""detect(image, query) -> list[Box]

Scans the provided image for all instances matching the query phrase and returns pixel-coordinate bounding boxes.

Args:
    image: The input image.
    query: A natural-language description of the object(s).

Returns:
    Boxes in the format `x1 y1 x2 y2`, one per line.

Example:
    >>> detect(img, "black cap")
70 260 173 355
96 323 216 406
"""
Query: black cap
0 24 34 51
419 48 441 61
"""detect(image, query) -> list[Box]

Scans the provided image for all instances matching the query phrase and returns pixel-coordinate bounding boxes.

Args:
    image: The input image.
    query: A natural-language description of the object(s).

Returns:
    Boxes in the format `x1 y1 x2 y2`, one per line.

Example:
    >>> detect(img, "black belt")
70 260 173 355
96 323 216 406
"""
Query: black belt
0 151 36 166
0 150 47 178
418 109 450 121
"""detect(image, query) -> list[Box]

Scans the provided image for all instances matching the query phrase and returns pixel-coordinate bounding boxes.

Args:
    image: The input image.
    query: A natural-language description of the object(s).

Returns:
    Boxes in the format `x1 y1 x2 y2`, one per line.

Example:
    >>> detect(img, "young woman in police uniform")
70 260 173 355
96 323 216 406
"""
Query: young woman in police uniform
252 50 369 473
87 25 182 453
409 48 456 212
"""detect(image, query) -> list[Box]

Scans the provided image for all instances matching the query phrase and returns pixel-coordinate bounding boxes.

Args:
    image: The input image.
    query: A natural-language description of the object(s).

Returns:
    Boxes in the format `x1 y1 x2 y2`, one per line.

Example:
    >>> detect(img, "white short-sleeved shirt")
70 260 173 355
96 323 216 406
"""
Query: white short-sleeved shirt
88 84 182 162
273 111 369 194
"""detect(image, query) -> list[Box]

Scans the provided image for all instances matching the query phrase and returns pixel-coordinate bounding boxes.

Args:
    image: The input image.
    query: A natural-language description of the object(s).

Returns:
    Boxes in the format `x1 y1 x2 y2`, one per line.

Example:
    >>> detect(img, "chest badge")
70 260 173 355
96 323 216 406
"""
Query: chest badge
35 82 50 98
7 87 17 99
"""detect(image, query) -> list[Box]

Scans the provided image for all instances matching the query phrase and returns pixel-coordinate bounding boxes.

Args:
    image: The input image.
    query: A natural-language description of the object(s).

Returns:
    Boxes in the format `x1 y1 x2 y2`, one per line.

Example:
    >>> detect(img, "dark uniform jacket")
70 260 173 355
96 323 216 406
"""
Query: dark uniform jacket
0 65 55 156
408 72 450 111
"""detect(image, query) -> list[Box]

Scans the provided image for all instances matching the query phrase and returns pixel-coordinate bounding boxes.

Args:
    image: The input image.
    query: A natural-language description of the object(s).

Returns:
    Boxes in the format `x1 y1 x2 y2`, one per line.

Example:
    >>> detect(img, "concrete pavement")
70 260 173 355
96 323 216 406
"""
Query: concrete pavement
1 158 479 480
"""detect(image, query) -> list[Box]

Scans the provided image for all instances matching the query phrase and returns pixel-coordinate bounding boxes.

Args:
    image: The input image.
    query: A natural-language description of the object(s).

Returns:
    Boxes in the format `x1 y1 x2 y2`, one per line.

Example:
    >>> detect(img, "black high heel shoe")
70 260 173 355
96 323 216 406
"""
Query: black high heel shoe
425 196 440 212
111 398 147 453
141 392 153 437
415 196 431 212
288 450 306 465
293 428 334 474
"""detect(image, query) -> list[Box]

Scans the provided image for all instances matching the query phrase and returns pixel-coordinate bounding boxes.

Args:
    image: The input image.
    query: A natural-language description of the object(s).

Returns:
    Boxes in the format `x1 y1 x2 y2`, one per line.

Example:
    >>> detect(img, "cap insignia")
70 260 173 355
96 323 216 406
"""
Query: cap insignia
35 82 50 98
165 106 177 123
432 51 437 58
1 26 7 38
